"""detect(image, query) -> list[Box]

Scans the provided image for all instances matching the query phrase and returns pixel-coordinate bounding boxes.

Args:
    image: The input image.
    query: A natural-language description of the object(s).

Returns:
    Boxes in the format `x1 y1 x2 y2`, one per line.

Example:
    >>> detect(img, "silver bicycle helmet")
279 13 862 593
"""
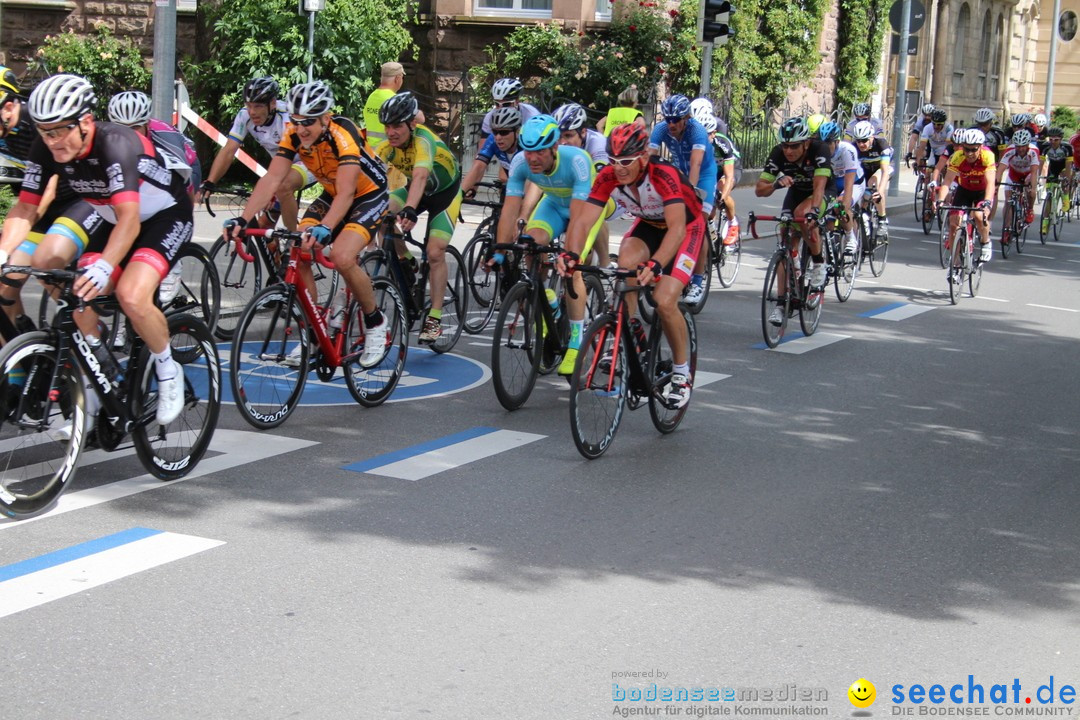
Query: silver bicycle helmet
378 91 420 125
553 103 588 132
28 73 96 124
973 107 995 124
286 80 334 117
851 121 875 141
1011 128 1032 145
490 105 523 130
491 78 523 102
107 90 152 126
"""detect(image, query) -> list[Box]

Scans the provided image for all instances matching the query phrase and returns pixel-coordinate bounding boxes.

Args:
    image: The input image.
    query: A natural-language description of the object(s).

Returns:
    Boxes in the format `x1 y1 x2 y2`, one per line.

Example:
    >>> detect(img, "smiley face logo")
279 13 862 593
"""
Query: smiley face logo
848 678 876 708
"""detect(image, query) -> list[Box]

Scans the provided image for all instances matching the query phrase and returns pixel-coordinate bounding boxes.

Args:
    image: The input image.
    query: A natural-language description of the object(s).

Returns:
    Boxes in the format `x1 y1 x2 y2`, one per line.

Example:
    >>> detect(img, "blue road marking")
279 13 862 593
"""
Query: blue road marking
343 427 500 473
0 527 161 582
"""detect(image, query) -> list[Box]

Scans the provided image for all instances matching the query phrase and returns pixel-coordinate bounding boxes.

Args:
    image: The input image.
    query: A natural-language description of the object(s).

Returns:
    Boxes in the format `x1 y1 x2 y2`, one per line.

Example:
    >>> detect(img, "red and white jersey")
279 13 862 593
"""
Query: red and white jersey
999 145 1041 178
587 158 702 227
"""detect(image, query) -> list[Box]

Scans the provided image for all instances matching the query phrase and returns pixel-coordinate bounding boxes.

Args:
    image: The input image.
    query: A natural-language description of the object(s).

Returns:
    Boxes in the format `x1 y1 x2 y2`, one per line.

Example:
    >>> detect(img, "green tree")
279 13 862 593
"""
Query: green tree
835 0 889 111
38 25 151 102
188 0 416 125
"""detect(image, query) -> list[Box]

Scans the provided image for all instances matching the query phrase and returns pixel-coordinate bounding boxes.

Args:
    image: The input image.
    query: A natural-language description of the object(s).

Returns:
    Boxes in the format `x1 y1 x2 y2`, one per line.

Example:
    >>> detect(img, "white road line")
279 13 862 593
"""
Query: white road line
1020 253 1054 259
346 427 545 481
1027 303 1079 312
975 296 1009 302
770 333 851 355
861 303 936 321
0 529 224 618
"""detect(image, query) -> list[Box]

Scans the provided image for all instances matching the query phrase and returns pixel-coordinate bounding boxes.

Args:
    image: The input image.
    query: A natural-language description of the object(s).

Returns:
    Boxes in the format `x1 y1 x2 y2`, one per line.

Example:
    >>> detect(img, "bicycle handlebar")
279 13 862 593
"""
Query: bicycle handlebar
746 211 815 240
239 228 335 269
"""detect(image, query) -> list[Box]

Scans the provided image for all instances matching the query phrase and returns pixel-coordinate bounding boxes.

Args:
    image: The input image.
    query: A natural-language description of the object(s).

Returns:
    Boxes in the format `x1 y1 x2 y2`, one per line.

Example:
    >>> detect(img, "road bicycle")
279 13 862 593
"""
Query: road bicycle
999 181 1031 258
361 216 467 354
567 263 696 459
460 180 507 334
0 264 221 518
819 199 860 303
204 187 338 341
488 227 604 411
857 186 888 277
229 229 407 429
938 204 984 305
711 203 742 289
749 211 825 348
1039 177 1067 243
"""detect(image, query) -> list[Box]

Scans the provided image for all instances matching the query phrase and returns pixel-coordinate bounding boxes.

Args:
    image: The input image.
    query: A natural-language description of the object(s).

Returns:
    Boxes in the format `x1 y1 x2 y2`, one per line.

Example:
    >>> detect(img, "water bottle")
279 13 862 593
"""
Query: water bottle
629 318 647 357
328 287 347 330
86 334 120 384
545 288 561 320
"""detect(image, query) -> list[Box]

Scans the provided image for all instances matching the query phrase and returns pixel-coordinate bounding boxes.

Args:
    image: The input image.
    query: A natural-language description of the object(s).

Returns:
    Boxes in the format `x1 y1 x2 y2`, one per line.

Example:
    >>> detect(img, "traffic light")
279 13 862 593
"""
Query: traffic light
698 0 736 45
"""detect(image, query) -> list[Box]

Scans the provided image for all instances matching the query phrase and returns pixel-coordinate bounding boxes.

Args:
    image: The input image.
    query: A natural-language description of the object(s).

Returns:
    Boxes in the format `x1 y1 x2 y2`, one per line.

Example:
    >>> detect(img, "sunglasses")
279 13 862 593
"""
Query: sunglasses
291 116 320 127
781 142 803 150
609 155 642 167
36 121 79 140
665 116 686 124
493 128 516 136
962 145 981 154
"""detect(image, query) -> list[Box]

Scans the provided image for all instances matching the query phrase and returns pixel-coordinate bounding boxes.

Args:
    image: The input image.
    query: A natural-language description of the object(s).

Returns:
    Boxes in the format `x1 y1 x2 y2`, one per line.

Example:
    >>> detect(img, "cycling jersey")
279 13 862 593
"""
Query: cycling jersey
582 128 608 166
999 145 1041 180
856 137 893 177
375 124 459 196
979 125 1008 161
1069 132 1080 165
506 144 594 203
278 116 387 199
587 158 702 227
920 123 954 156
476 134 519 172
20 121 187 223
148 118 201 190
229 100 290 156
648 117 717 179
843 117 885 139
830 140 864 185
759 141 832 193
947 147 996 192
1 111 77 206
1043 143 1073 177
910 116 932 136
481 102 541 136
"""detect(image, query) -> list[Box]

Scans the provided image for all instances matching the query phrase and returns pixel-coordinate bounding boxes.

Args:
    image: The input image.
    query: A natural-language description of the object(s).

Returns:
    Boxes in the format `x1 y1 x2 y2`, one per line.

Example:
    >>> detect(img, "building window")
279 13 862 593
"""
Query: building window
978 10 991 99
953 3 970 98
991 14 1003 100
474 0 552 17
596 0 613 21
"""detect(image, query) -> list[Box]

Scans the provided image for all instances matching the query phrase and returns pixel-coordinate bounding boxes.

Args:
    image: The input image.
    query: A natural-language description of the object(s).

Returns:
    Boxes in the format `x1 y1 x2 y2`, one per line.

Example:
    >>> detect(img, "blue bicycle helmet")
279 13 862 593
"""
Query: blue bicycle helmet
818 121 842 142
519 114 559 151
661 94 691 121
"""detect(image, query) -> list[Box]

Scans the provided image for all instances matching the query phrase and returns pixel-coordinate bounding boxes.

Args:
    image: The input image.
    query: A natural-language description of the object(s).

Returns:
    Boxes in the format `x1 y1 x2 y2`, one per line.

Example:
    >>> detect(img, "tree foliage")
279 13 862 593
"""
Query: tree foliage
836 0 889 111
187 0 416 125
38 25 151 102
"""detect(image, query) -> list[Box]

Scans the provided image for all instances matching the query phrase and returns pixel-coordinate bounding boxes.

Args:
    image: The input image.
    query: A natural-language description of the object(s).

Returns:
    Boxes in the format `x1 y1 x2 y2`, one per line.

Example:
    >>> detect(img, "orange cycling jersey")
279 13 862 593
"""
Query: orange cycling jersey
947 147 995 192
276 115 387 199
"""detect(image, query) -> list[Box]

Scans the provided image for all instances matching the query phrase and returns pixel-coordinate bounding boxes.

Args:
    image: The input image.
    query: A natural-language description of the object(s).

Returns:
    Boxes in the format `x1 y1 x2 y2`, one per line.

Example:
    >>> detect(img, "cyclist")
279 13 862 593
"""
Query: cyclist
995 128 1041 244
1 73 195 424
755 117 831 326
972 107 1007 161
479 78 541 141
197 77 313 232
935 128 995 264
806 113 827 139
225 80 391 368
460 105 521 196
0 67 110 333
819 121 863 254
559 123 703 409
697 110 742 251
1041 127 1074 221
843 102 884 140
648 95 716 306
905 103 936 161
851 120 893 230
375 91 463 345
1003 113 1032 145
1032 112 1050 154
495 114 602 376
915 109 953 190
553 102 612 265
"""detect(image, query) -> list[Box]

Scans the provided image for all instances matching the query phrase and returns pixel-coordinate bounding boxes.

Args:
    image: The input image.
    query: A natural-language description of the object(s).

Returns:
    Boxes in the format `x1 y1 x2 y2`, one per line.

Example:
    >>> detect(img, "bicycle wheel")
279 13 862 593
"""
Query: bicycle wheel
835 229 859 303
1040 191 1053 244
685 240 712 315
716 232 741 288
230 286 309 429
130 314 221 480
491 282 542 411
913 175 924 221
342 278 408 408
799 252 823 337
938 215 951 269
1001 202 1016 259
1015 204 1028 254
0 331 86 518
760 251 790 348
462 231 499 334
569 314 627 459
949 228 967 305
1053 189 1065 241
921 188 935 234
209 233 262 341
163 243 222 335
647 308 696 434
870 221 889 277
428 245 467 354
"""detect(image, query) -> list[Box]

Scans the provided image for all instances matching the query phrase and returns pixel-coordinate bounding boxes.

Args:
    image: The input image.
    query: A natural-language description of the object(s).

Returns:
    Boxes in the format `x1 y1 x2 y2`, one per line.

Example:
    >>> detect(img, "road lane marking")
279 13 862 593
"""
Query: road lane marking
859 302 935 321
345 427 545 481
1028 303 1078 312
0 528 224 618
754 332 850 353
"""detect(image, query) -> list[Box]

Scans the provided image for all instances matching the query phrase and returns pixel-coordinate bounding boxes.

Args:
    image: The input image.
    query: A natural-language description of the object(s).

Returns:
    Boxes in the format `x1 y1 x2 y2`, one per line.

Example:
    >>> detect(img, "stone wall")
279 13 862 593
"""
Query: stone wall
785 0 841 116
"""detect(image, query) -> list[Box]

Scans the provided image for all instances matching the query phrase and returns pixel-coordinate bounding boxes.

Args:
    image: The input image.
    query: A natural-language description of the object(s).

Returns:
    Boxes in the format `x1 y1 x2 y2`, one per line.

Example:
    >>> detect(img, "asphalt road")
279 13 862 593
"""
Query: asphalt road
2 169 1078 719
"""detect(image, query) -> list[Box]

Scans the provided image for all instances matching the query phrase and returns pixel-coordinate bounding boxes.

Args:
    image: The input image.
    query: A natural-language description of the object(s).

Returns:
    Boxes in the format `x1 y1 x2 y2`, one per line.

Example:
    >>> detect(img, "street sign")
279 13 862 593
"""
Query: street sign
889 0 926 34
890 33 919 55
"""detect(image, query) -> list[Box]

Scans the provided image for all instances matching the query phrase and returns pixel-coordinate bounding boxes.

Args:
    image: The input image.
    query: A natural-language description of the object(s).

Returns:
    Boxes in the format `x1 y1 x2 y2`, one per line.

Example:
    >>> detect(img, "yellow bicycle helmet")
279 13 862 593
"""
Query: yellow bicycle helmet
806 113 827 136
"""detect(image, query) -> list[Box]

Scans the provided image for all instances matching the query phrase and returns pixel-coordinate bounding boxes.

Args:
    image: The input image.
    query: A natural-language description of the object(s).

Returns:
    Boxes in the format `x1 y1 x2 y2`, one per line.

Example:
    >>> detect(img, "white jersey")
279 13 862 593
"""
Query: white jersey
583 128 608 165
920 122 954 155
1000 145 1041 177
831 141 864 184
844 117 885 138
228 100 290 157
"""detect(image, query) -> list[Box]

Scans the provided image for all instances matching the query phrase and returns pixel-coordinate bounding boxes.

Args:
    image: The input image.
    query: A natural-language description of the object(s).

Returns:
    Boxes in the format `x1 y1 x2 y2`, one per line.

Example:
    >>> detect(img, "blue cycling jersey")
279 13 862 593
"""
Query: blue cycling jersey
648 117 717 179
477 134 519 172
506 145 595 205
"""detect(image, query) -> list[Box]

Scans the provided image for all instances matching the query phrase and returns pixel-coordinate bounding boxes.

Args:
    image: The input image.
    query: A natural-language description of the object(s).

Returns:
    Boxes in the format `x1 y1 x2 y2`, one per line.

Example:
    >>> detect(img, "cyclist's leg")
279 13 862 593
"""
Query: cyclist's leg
421 185 462 314
654 216 704 368
618 230 652 323
277 164 313 232
327 193 388 317
296 194 342 304
688 168 717 285
386 187 412 261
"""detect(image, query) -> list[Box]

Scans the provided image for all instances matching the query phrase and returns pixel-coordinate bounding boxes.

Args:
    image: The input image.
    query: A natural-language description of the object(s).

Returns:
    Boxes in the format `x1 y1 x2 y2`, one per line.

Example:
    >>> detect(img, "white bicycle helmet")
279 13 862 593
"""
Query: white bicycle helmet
921 103 936 115
491 78 523 102
973 107 995 124
489 105 522 130
851 120 875 141
1033 112 1048 129
286 80 334 117
701 114 718 133
552 103 588 131
28 73 96 124
964 128 986 146
1011 128 1032 145
690 97 715 126
1010 112 1031 127
107 90 152 126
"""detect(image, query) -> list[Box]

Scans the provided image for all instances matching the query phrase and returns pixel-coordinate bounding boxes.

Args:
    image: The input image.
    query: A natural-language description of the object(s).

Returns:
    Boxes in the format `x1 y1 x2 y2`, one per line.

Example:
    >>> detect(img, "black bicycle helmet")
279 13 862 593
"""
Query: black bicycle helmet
378 91 420 125
244 76 280 105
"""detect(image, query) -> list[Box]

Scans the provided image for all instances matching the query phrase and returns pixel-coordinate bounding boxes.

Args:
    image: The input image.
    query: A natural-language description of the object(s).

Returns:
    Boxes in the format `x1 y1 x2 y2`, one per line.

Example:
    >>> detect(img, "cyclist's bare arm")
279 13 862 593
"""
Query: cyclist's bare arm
199 137 244 201
397 166 430 232
231 155 294 232
520 181 543 222
688 148 705 188
496 194 525 246
460 156 489 196
561 200 604 269
315 163 361 236
0 202 37 259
